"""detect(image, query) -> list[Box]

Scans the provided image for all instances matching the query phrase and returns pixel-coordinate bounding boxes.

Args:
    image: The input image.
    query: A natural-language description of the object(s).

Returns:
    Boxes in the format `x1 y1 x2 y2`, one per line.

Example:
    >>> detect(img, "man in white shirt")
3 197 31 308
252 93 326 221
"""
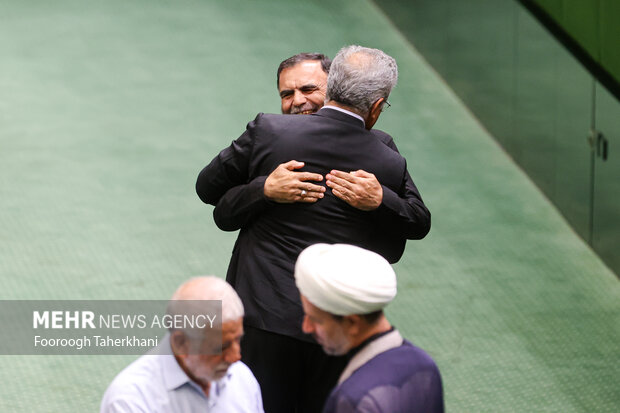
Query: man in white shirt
101 276 264 413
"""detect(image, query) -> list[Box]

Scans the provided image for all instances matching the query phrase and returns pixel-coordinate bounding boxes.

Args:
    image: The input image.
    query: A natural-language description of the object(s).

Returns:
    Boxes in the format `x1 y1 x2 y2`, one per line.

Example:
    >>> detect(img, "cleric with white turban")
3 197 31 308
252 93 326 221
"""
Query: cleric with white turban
294 243 397 316
294 243 445 413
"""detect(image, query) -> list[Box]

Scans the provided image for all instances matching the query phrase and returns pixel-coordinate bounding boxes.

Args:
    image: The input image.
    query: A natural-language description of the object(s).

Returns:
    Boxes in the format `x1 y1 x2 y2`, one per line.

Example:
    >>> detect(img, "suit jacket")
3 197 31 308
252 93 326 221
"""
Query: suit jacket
210 127 430 263
197 108 419 339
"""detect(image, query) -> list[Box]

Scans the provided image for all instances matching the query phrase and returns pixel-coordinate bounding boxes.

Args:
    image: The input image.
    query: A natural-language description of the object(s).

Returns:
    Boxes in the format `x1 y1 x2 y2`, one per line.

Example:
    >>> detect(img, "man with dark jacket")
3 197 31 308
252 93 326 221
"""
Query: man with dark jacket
212 52 430 263
196 45 426 413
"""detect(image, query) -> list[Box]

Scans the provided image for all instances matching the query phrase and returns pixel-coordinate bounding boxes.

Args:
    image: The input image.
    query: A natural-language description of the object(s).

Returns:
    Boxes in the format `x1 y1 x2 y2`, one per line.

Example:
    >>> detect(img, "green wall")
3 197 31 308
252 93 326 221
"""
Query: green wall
529 0 620 92
375 0 620 276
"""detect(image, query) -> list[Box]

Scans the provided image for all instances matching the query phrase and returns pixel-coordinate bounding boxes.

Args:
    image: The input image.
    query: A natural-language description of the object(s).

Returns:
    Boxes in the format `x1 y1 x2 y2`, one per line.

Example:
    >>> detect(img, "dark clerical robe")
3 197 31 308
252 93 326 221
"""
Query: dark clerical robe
323 330 444 413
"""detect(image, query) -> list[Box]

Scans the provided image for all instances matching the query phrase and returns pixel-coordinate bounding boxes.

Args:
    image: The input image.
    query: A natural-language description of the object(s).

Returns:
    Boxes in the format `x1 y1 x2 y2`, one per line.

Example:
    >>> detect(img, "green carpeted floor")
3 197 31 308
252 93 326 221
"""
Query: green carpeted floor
1 0 618 411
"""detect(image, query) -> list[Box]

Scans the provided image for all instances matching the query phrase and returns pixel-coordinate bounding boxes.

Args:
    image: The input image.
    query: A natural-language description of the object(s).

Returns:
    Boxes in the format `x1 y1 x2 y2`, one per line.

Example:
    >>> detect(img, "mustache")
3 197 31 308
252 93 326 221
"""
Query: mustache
290 102 319 114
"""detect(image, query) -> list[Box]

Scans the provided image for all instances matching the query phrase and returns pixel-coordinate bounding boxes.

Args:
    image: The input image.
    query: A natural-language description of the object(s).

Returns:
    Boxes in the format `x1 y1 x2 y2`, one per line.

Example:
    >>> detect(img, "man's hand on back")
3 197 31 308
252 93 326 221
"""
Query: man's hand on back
264 160 325 203
326 169 383 211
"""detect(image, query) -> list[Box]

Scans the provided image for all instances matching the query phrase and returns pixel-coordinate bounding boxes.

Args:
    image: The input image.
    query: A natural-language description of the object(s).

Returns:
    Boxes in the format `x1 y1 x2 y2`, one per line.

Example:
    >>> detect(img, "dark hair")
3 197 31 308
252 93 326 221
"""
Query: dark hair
276 53 331 87
331 310 383 325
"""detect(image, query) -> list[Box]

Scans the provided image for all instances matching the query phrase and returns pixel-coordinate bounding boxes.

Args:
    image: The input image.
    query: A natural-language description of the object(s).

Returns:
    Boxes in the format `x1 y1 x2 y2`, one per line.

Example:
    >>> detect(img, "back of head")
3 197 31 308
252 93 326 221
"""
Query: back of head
295 243 397 316
326 45 398 115
169 276 244 323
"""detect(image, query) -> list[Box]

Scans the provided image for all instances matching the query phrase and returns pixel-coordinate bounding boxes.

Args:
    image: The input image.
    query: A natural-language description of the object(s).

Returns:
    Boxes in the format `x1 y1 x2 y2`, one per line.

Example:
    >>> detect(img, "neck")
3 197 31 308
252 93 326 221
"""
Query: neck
325 100 366 118
349 316 392 349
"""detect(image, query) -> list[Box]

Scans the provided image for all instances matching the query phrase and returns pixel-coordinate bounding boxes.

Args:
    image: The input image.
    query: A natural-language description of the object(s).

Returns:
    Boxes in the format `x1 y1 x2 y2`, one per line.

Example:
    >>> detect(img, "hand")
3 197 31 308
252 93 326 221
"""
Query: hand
264 160 325 203
325 169 383 211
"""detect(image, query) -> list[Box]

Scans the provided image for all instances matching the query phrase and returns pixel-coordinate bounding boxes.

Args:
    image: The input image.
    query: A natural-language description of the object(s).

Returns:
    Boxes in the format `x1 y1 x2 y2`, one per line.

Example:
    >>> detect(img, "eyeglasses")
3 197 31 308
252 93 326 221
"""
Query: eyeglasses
382 100 391 111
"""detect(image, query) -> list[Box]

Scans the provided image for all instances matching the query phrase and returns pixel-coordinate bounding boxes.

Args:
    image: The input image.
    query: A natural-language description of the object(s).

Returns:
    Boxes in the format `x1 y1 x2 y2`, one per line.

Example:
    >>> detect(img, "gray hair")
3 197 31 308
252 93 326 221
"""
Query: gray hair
326 45 398 115
167 276 244 332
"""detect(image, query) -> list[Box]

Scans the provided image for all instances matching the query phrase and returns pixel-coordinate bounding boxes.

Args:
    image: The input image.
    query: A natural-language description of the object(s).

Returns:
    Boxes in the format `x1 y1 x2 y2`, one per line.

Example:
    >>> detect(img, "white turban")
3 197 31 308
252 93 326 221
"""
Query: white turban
294 244 397 316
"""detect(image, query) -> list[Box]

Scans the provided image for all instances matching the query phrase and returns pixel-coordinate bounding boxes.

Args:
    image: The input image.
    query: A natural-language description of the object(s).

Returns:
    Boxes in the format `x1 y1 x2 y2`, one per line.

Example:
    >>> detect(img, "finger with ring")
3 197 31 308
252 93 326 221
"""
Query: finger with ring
300 189 307 196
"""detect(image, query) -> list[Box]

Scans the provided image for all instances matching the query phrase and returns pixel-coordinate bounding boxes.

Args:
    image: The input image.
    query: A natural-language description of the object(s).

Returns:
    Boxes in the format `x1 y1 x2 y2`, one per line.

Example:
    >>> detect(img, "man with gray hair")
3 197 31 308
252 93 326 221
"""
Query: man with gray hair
295 243 444 413
212 51 430 264
197 45 416 413
100 276 264 413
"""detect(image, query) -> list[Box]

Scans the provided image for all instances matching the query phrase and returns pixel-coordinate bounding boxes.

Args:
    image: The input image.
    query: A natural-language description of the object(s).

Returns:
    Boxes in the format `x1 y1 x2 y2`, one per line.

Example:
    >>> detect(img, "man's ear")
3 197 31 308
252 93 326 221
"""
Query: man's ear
170 330 190 356
364 98 385 130
342 314 363 337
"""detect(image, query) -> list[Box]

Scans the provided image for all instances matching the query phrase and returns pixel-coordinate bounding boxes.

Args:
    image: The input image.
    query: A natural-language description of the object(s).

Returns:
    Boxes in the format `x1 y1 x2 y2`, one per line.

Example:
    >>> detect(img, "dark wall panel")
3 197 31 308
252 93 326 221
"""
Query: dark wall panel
514 7 593 239
515 7 559 198
381 0 449 76
552 55 593 240
563 1 599 58
445 0 518 152
535 0 562 16
520 0 620 101
600 0 620 86
374 0 619 275
593 84 620 273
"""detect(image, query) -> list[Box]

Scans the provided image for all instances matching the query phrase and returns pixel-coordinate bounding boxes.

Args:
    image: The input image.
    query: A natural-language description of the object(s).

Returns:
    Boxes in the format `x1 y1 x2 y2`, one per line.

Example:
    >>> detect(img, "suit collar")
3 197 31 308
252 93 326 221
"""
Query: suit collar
316 107 366 129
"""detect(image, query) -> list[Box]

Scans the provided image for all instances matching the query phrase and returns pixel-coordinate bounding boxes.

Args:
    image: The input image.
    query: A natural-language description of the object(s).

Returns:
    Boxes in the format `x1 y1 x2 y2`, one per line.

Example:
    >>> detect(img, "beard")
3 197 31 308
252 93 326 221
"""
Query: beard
184 356 230 383
313 331 350 356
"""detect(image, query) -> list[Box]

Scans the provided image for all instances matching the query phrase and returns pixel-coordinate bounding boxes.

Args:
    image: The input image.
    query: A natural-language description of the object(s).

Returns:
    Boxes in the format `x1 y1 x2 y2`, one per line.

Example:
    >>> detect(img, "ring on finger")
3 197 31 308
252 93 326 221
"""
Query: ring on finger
300 189 307 196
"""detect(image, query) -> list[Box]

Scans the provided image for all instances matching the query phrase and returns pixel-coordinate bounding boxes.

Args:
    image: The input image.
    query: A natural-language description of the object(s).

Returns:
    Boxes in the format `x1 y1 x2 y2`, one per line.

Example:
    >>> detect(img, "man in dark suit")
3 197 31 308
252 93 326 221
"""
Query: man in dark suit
196 45 426 413
212 52 430 263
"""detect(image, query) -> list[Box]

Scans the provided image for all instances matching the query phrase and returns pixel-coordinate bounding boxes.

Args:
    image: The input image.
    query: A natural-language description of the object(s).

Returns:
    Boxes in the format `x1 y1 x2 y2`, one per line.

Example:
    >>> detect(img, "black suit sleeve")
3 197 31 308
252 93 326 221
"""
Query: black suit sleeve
196 115 258 207
372 131 431 240
212 176 269 231
206 127 431 242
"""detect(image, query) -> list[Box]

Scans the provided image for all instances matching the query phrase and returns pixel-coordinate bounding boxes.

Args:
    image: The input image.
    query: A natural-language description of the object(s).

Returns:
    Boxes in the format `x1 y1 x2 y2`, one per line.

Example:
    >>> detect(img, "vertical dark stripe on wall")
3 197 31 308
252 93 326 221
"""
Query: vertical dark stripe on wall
518 0 620 103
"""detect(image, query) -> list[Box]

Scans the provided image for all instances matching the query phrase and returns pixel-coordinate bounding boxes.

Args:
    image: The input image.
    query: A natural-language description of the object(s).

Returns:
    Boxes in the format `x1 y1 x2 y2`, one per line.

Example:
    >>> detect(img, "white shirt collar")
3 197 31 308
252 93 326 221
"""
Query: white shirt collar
322 105 365 127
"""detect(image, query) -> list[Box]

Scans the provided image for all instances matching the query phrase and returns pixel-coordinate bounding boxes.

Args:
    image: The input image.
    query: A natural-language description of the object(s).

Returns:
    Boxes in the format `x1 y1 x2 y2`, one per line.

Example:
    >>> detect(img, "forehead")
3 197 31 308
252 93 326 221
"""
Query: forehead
278 60 327 90
301 295 330 319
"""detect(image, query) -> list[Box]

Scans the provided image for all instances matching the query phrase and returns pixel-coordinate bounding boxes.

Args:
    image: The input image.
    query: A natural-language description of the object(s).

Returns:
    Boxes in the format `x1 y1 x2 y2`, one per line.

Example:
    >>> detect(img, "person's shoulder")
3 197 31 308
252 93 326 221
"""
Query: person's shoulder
383 340 441 373
368 131 406 169
228 360 253 375
116 352 164 380
248 113 312 137
371 128 392 142
252 112 309 126
100 355 164 411
346 340 441 388
333 342 443 413
401 340 438 362
371 128 400 152
220 362 264 411
227 361 260 388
